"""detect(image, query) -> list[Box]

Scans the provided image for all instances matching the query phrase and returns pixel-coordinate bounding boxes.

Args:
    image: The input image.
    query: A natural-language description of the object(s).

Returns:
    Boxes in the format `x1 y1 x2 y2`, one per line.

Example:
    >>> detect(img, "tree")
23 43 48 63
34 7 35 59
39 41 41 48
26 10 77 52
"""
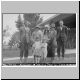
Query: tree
23 13 43 29
3 25 10 37
3 29 7 37
15 14 23 30
3 25 11 45
8 39 14 48
8 31 20 48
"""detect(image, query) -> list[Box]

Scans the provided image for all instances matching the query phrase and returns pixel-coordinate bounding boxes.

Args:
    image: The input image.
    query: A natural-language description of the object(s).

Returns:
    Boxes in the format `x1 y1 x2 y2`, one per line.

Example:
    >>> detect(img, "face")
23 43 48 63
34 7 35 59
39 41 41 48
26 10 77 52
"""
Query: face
59 20 64 26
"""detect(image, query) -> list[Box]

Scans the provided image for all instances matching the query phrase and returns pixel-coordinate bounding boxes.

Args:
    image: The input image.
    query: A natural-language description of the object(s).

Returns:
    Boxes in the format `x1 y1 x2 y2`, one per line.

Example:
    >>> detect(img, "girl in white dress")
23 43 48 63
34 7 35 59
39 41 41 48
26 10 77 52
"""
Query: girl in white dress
32 40 43 63
41 40 48 62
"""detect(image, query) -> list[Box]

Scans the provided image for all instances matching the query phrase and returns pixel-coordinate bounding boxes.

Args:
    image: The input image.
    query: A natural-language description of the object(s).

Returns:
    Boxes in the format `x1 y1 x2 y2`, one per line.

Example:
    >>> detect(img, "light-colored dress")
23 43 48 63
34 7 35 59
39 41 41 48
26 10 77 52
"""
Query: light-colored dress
31 30 43 42
32 41 43 57
41 42 47 58
32 29 48 58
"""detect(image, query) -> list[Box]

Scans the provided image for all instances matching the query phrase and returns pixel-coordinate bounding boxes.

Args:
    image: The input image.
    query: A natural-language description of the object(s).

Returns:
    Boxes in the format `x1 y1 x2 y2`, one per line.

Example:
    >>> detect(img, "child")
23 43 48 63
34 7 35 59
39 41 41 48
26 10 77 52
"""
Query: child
32 40 43 63
41 35 48 62
41 42 47 62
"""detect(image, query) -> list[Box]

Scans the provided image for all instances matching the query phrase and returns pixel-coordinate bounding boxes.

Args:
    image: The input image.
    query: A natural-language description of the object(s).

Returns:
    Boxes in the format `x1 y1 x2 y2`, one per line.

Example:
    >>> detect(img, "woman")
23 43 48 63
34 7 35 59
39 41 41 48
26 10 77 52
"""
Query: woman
47 22 57 61
31 26 43 63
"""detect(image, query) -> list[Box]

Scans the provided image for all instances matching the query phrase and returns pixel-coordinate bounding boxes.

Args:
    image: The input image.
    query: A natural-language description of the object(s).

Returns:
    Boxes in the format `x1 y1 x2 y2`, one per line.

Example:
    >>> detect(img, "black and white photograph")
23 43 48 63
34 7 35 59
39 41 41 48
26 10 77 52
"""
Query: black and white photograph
2 13 76 66
1 1 79 79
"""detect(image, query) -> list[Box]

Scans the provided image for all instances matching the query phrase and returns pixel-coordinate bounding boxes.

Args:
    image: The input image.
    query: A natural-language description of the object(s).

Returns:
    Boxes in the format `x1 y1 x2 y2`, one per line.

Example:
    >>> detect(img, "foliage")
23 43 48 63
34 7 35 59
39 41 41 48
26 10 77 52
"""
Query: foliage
15 14 23 29
23 13 43 28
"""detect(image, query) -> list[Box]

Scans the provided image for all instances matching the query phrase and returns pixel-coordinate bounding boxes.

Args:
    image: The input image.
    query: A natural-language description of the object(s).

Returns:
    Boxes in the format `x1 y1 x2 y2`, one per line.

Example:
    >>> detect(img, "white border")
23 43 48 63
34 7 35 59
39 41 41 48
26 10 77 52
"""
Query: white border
1 0 80 1
1 13 77 68
0 0 1 79
76 13 77 67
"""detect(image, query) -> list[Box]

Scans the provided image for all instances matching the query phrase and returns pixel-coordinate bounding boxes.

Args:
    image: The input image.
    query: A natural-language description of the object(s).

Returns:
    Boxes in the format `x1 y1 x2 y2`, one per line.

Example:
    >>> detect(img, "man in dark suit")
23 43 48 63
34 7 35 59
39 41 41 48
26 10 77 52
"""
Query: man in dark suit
57 20 70 59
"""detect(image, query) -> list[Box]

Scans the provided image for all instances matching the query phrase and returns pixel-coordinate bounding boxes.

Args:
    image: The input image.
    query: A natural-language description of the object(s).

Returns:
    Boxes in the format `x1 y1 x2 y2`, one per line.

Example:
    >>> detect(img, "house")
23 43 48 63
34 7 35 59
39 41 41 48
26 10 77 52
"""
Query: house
38 14 76 28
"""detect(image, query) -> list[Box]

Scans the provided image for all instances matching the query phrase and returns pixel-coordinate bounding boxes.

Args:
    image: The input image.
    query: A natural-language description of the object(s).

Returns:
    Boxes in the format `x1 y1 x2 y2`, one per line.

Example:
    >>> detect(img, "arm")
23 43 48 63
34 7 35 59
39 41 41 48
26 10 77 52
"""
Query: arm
56 27 59 40
64 26 70 35
32 44 35 55
31 32 35 43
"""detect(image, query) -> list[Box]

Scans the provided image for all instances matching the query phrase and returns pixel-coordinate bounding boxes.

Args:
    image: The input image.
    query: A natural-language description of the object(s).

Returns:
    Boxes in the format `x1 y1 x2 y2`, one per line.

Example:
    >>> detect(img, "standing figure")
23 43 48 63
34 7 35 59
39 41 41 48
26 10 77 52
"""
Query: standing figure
43 25 50 58
56 20 70 59
32 40 42 63
43 25 51 59
19 20 31 63
49 22 57 61
31 26 43 63
41 39 48 62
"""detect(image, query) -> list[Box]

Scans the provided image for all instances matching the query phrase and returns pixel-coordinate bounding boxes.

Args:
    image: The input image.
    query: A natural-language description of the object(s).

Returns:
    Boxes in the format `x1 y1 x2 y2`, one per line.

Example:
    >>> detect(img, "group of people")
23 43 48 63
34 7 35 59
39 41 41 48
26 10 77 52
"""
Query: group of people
18 20 70 63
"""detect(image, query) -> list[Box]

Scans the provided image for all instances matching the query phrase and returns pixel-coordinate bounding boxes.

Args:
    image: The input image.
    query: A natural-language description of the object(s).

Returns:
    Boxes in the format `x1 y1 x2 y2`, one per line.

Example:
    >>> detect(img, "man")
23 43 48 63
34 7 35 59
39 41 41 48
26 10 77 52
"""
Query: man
56 20 70 59
19 20 31 63
47 22 57 61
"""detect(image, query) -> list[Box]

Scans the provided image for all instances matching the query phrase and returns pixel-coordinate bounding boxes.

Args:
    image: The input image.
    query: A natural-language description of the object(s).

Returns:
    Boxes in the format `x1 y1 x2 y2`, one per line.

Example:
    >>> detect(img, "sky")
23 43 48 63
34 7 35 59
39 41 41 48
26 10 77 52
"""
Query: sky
3 14 56 44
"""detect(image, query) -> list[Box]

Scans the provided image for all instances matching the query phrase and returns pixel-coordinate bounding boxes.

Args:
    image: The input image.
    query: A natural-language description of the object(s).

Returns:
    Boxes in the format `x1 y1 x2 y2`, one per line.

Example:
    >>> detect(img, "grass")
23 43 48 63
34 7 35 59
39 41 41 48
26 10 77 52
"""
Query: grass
2 48 76 64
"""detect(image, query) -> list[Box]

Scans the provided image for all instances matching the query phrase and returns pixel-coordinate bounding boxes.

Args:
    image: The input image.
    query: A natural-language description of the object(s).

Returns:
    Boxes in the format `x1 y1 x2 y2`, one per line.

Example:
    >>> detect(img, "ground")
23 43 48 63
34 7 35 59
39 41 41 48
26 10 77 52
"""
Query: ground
2 48 76 65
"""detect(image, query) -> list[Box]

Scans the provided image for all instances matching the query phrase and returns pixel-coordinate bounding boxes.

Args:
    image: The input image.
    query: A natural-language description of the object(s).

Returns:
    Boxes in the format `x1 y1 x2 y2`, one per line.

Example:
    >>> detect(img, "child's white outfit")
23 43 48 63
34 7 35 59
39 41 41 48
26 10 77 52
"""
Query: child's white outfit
32 41 47 58
41 43 47 59
32 41 43 57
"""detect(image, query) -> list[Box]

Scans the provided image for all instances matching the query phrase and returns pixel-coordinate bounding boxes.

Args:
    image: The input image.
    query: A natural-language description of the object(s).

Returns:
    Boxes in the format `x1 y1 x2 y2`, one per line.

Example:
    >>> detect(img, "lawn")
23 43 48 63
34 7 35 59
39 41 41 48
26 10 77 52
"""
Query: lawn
2 48 76 64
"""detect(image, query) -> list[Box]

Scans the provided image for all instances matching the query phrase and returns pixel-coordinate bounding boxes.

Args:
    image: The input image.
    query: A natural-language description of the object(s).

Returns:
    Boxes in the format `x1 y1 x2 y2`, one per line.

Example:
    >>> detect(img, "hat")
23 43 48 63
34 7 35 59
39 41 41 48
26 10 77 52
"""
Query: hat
32 26 40 31
45 25 50 27
44 25 50 29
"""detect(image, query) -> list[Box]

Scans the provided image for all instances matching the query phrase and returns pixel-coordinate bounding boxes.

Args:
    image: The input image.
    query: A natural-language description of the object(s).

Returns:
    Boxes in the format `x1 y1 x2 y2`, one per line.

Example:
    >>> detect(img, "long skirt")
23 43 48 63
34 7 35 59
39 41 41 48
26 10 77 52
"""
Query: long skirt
47 39 53 57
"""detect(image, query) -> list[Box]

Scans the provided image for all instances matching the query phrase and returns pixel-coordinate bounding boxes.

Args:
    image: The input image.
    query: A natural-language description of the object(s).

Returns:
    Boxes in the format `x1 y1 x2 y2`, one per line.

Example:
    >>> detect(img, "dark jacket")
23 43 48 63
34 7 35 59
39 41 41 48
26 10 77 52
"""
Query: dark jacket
49 28 57 48
57 25 68 42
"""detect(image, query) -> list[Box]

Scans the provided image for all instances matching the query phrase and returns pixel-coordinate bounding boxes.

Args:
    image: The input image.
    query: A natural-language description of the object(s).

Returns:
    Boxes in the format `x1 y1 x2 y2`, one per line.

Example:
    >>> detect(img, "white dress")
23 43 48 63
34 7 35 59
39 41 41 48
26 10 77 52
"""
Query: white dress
32 41 43 57
41 42 47 58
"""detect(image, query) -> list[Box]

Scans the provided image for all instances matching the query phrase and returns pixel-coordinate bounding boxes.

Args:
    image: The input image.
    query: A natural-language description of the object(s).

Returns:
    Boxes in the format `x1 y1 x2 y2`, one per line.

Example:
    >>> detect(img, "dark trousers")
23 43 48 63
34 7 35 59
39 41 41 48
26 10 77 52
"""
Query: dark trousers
47 40 55 58
20 46 28 58
57 39 65 58
19 41 29 58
